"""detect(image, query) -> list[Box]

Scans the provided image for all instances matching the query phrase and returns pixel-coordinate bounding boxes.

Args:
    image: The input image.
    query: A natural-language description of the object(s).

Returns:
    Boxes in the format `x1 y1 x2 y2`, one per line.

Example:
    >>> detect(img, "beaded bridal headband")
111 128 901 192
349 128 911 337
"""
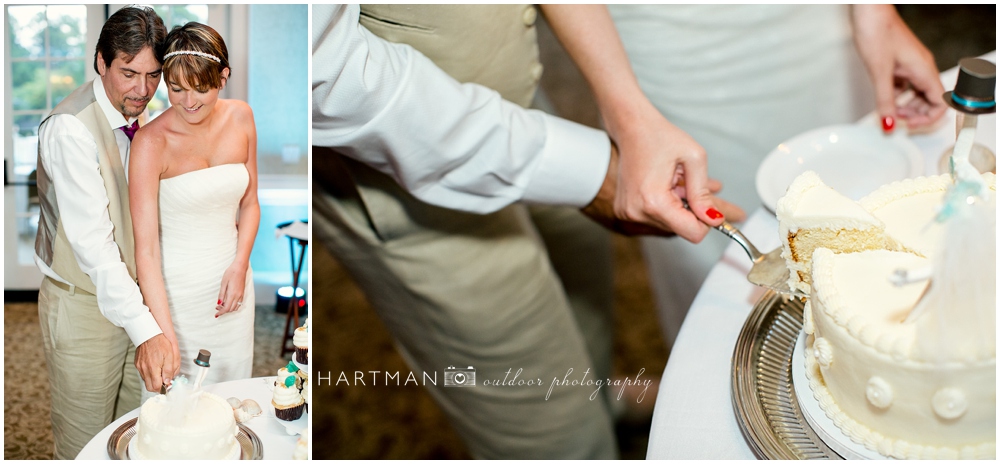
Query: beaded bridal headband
164 50 221 63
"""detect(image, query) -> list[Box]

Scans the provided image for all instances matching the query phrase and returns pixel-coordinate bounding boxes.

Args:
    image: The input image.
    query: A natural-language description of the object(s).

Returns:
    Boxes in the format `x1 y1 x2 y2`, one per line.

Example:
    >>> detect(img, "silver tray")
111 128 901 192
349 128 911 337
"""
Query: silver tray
106 417 263 460
730 290 841 459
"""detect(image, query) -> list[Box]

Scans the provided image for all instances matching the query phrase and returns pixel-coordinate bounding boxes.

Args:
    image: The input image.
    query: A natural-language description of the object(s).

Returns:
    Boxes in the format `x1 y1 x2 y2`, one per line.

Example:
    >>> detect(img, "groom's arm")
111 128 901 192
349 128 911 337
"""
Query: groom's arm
37 115 162 347
311 4 609 214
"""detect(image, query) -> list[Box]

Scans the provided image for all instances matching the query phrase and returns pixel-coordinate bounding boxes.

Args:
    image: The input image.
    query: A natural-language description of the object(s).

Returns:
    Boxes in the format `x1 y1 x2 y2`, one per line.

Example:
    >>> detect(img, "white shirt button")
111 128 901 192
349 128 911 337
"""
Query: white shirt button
522 6 537 26
530 62 544 82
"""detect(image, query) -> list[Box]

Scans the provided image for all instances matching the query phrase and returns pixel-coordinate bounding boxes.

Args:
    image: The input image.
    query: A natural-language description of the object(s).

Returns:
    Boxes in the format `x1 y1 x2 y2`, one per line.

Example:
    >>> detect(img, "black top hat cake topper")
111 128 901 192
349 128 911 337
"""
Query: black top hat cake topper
943 57 996 115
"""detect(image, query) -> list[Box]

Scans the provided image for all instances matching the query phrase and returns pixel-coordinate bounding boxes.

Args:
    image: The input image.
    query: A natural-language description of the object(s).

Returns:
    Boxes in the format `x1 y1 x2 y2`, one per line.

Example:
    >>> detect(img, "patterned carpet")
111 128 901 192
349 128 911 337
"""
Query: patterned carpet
3 301 292 460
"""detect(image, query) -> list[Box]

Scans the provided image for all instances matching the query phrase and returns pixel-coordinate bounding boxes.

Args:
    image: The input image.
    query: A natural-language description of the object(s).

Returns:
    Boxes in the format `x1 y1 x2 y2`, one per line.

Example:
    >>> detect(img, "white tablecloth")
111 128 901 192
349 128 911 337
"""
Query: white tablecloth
645 53 995 459
77 376 305 460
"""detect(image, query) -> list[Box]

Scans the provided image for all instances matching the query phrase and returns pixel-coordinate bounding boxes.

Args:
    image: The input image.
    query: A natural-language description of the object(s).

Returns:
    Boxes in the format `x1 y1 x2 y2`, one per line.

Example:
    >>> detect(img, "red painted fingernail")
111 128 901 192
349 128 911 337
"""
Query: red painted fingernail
706 208 723 220
217 299 222 305
215 315 219 318
882 116 895 133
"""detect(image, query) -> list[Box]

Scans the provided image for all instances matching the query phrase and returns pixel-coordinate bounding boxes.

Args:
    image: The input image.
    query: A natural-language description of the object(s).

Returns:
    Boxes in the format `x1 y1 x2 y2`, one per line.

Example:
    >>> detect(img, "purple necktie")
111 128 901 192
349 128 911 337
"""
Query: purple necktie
120 120 139 141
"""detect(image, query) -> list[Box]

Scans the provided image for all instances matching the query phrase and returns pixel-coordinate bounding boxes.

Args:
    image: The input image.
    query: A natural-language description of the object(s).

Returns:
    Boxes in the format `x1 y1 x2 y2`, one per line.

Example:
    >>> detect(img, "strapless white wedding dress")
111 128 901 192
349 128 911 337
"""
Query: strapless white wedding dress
158 162 254 385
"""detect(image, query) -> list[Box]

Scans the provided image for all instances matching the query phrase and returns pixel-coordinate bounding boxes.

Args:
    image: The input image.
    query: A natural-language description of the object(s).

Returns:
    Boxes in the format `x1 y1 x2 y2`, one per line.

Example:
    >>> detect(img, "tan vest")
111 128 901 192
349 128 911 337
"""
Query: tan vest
35 80 137 293
359 4 542 108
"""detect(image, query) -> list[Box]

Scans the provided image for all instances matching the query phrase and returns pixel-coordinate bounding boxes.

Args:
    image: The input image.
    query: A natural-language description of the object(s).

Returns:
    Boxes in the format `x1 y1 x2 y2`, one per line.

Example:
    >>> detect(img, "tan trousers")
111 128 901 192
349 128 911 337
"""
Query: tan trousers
314 153 617 458
38 277 141 459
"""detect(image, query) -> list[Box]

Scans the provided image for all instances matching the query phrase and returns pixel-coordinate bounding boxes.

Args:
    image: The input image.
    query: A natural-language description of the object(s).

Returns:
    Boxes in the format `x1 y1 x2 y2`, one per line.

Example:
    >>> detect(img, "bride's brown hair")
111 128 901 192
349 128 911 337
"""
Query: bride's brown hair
162 22 230 92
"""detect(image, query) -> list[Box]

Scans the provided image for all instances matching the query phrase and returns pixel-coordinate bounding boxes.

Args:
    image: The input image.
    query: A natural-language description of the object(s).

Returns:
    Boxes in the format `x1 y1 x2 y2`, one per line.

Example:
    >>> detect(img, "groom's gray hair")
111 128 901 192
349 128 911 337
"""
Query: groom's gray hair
94 5 167 73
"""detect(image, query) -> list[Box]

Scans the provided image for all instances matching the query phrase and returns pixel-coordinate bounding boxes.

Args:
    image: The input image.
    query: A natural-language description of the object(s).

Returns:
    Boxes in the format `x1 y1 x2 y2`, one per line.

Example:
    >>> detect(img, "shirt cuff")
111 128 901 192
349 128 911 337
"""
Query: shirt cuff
522 113 611 208
123 311 163 348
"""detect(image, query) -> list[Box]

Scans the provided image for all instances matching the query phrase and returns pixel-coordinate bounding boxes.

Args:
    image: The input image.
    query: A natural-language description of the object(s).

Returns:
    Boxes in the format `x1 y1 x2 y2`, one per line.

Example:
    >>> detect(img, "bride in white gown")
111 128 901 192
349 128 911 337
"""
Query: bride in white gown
130 22 259 394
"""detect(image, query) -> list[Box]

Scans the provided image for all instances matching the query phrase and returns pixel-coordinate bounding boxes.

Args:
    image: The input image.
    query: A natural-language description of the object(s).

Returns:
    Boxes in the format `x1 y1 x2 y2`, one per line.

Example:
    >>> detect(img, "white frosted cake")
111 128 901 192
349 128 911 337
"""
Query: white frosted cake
859 174 953 260
787 172 997 459
860 172 996 260
805 249 995 459
133 390 240 460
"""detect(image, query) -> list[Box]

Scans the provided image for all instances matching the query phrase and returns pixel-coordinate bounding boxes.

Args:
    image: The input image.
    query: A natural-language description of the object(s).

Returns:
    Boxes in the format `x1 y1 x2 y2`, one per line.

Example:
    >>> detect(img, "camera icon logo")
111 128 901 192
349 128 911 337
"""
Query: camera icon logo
444 366 476 387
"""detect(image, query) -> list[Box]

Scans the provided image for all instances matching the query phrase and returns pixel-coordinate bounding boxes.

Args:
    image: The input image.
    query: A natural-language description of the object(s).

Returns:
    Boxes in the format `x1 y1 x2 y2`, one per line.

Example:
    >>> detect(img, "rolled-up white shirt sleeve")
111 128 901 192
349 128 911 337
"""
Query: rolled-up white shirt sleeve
38 114 162 347
311 4 610 214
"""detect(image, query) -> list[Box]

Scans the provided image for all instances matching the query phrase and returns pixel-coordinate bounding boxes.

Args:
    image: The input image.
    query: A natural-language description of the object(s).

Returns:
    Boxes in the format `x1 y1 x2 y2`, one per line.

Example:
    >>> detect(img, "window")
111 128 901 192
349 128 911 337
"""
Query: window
6 5 91 267
8 5 88 183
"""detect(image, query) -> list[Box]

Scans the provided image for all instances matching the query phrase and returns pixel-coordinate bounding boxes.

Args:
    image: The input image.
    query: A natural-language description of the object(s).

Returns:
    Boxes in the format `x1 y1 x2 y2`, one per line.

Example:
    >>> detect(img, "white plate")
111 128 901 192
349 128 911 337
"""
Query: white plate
756 124 923 213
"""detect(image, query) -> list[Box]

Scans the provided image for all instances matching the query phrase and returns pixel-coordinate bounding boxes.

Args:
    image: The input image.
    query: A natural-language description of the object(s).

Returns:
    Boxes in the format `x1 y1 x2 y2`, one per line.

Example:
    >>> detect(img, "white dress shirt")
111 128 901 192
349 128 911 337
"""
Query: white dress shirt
311 4 611 214
35 75 162 347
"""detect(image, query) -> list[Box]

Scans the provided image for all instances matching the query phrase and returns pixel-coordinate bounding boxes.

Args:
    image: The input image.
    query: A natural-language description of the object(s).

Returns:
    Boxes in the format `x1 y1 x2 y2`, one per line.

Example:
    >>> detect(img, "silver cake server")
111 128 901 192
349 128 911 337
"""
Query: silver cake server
711 220 806 299
681 200 806 298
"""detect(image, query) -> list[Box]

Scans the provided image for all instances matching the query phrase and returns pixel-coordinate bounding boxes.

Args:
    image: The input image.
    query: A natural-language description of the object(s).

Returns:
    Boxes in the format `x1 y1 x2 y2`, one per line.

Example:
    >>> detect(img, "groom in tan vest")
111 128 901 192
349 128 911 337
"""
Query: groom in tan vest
34 6 176 459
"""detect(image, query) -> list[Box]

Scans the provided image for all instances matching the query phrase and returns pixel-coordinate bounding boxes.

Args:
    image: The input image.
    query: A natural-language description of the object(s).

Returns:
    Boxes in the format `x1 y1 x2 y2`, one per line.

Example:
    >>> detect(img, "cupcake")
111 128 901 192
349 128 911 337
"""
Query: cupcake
277 361 301 389
293 324 309 365
272 376 305 421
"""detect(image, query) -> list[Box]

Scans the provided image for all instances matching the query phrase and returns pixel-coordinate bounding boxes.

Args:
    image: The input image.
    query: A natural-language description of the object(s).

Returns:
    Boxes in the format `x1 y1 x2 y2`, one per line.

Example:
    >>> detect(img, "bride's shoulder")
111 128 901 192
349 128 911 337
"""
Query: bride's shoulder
130 122 169 171
133 115 169 149
220 99 254 119
220 99 255 131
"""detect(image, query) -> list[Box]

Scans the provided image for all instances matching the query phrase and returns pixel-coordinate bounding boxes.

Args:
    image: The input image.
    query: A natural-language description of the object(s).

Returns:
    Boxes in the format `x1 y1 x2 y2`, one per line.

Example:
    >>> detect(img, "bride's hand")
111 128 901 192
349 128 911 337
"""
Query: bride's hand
216 261 248 318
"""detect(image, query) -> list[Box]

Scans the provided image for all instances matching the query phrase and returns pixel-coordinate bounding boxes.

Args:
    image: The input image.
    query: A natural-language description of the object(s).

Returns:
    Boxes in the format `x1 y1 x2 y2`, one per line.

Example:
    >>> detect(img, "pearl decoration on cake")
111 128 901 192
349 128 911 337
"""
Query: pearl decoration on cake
865 376 894 409
931 388 967 420
813 337 834 368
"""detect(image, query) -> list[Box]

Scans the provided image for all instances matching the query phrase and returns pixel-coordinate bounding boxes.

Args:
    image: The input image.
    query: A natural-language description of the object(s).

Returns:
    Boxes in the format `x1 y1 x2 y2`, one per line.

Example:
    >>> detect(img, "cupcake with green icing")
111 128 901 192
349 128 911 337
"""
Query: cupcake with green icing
272 375 305 421
277 361 301 390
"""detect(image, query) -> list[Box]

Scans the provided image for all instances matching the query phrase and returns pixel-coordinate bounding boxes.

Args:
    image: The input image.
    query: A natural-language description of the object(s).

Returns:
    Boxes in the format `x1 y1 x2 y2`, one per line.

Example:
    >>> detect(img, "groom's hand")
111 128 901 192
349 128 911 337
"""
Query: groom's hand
135 334 177 392
581 143 745 237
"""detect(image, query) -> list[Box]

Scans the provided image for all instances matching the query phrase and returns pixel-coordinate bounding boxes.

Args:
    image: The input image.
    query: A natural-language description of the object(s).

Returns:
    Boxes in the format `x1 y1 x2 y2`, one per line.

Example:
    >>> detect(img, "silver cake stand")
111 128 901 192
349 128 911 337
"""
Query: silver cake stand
730 290 842 459
107 417 263 460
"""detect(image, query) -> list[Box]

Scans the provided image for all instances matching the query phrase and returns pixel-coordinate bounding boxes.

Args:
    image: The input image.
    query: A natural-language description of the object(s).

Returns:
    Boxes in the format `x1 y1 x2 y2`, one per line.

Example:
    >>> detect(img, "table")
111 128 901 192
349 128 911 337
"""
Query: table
77 377 305 460
645 53 995 459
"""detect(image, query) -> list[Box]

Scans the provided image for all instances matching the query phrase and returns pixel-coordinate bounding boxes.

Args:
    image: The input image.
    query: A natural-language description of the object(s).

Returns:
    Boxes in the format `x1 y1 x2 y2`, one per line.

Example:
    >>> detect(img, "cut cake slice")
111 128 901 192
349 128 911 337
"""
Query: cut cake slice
776 171 893 293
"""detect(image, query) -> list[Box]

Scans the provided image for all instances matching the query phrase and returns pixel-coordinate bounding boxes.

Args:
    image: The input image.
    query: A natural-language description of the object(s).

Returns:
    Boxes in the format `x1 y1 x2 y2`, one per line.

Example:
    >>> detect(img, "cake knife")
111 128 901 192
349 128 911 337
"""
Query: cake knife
711 220 807 299
682 200 806 298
